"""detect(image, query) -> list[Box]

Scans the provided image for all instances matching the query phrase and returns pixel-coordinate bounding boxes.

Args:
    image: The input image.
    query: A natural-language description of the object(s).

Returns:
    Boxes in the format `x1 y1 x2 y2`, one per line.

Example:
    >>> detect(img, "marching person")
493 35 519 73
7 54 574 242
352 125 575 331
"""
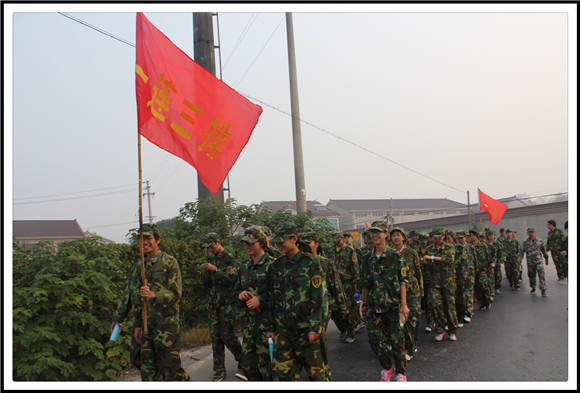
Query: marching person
111 224 191 381
547 220 567 281
266 222 329 381
518 228 549 297
503 229 521 290
361 220 409 382
201 232 243 382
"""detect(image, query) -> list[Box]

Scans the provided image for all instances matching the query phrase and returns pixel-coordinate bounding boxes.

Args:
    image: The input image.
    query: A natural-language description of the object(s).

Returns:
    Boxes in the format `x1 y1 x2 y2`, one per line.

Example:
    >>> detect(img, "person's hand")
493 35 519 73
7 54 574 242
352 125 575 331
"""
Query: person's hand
134 327 142 345
361 303 368 317
202 263 217 272
246 294 260 310
140 285 156 299
562 250 567 256
308 331 320 344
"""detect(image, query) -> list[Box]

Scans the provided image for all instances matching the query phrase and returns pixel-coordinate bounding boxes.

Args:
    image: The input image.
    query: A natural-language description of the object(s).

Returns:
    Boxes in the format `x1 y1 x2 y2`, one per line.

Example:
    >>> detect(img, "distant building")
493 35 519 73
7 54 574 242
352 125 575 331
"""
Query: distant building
327 198 468 231
260 200 341 229
13 219 114 249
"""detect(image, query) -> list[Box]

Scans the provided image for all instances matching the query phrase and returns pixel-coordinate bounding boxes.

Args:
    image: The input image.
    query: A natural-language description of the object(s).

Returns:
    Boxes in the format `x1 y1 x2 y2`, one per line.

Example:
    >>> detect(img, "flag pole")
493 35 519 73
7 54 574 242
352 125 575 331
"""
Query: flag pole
138 133 148 334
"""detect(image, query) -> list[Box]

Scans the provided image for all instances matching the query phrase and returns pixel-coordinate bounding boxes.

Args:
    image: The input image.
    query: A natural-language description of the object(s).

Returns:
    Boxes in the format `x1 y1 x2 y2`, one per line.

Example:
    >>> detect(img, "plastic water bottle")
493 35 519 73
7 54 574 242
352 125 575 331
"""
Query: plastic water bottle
268 337 274 363
399 313 406 328
110 323 122 341
355 293 361 304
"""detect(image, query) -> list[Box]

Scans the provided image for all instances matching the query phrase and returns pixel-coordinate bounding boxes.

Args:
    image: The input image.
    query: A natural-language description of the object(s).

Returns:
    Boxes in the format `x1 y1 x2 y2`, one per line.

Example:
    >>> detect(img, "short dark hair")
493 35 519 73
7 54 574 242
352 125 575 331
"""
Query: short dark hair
564 221 568 230
548 220 557 227
500 228 505 232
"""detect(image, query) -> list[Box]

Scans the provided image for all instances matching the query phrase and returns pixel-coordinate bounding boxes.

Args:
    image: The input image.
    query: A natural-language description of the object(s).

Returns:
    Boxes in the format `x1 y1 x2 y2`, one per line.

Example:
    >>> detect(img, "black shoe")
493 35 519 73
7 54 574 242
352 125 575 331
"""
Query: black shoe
212 371 226 382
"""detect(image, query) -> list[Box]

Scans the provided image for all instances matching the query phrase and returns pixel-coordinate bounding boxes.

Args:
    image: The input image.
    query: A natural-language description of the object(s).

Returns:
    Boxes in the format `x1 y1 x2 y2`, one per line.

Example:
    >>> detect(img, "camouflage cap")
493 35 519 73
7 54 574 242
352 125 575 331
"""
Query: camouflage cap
300 226 319 242
455 230 467 238
479 232 487 239
272 222 299 243
330 229 345 243
527 227 536 232
445 229 455 238
141 223 158 236
408 229 419 237
418 232 429 243
369 220 389 232
506 229 513 234
430 226 445 238
390 227 407 238
343 232 353 238
260 225 273 237
201 232 220 248
241 226 266 244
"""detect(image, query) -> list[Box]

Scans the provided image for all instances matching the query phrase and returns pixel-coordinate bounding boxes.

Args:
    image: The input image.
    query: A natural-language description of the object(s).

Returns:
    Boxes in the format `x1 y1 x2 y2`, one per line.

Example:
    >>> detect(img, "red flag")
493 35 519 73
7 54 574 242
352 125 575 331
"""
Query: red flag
478 188 508 225
135 13 262 194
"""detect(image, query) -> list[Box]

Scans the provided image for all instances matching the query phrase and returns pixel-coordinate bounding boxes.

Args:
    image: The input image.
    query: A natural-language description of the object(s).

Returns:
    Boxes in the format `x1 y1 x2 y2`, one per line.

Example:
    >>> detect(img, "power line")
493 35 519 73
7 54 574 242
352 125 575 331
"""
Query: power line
58 12 135 48
14 189 135 205
223 13 259 70
14 183 137 201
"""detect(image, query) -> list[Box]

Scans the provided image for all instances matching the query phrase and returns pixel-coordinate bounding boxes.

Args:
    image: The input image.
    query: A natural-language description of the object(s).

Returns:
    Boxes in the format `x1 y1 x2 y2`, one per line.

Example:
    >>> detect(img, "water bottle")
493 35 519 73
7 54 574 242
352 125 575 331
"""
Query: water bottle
355 292 361 304
110 323 122 341
399 313 406 328
268 337 274 363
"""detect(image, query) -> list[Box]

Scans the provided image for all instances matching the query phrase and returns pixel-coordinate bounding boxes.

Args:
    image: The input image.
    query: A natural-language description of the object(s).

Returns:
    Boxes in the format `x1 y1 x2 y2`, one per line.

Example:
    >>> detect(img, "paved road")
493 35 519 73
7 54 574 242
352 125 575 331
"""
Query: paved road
177 261 573 386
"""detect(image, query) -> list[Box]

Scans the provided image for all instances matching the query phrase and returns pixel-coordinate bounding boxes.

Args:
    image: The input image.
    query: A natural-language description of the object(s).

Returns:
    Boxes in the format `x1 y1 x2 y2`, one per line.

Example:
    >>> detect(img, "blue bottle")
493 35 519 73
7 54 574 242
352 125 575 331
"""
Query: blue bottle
110 324 122 341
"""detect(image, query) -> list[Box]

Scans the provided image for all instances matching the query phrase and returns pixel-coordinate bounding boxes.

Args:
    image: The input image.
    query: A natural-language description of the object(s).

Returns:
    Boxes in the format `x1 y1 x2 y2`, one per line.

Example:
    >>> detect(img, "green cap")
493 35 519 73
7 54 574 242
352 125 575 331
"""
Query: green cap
390 227 407 238
506 229 514 234
141 224 158 236
343 232 353 238
430 226 445 238
272 222 299 243
418 232 429 243
408 229 419 237
330 229 345 243
300 226 319 242
445 229 455 238
260 225 273 237
455 230 467 238
527 227 536 232
201 232 220 248
241 226 266 244
369 220 389 232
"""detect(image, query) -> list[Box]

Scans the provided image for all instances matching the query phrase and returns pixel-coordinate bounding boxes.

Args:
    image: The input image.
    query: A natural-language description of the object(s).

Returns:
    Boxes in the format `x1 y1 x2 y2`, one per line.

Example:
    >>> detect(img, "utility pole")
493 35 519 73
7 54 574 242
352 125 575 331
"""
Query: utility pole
193 12 224 203
143 180 155 224
467 190 471 231
285 13 307 214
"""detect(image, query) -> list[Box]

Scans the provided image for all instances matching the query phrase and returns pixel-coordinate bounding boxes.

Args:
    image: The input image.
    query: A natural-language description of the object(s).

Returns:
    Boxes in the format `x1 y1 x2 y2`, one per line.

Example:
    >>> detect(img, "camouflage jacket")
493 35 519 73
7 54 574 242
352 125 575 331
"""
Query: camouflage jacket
472 242 493 272
518 237 548 264
315 255 348 315
503 239 520 262
547 228 566 253
408 242 420 253
269 251 329 334
417 246 432 284
334 245 360 284
203 249 239 307
488 241 506 265
454 243 475 281
396 246 424 305
133 251 183 327
425 243 456 287
234 253 275 331
361 246 409 313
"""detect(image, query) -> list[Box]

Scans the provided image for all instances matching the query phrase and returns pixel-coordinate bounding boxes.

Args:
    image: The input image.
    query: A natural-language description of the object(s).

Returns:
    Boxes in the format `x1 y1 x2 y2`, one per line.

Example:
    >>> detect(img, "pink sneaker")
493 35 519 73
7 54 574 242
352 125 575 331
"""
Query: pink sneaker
395 373 407 382
435 332 447 342
380 366 396 381
449 334 457 341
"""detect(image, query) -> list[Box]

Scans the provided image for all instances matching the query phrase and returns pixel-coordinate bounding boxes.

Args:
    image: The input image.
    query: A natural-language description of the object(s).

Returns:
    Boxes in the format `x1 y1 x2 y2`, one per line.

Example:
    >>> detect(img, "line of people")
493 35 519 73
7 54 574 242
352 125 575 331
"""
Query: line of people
110 218 567 382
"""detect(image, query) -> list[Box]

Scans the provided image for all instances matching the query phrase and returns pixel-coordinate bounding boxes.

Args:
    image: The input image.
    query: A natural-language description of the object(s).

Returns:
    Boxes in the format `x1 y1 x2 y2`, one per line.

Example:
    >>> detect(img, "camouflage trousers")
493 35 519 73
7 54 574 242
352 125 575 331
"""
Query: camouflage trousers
505 259 520 288
366 308 406 374
271 331 330 381
486 267 495 298
474 268 492 307
139 324 191 381
422 281 436 329
495 262 503 290
551 251 567 280
329 299 350 334
208 305 242 373
527 261 547 292
427 284 458 335
403 301 420 357
456 274 474 319
240 329 272 381
343 280 362 334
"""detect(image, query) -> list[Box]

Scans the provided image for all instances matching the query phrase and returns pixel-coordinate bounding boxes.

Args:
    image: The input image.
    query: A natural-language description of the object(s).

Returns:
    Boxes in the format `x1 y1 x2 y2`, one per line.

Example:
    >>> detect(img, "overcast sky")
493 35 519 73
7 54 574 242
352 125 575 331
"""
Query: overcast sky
5 3 577 244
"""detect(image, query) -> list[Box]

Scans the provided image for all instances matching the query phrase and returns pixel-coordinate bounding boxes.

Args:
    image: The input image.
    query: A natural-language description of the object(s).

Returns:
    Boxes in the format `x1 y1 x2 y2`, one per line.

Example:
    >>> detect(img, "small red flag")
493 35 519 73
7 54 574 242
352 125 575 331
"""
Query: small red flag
135 13 262 194
478 188 508 225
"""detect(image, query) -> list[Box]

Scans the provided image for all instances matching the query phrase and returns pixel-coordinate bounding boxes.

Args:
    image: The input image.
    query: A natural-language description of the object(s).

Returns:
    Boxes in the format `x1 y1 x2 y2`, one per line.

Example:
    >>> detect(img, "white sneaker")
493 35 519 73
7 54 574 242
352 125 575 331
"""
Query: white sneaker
457 322 464 328
463 315 472 323
405 354 413 361
425 326 432 333
394 373 407 382
449 334 457 341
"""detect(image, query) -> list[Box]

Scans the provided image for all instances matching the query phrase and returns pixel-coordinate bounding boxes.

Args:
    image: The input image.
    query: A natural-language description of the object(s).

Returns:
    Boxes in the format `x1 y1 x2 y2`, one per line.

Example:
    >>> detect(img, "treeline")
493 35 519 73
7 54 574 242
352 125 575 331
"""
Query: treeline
12 198 337 381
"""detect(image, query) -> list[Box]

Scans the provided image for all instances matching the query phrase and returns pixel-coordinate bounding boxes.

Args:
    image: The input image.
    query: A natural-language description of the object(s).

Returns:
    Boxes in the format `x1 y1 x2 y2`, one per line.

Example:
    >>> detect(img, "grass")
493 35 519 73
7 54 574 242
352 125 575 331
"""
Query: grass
180 326 212 348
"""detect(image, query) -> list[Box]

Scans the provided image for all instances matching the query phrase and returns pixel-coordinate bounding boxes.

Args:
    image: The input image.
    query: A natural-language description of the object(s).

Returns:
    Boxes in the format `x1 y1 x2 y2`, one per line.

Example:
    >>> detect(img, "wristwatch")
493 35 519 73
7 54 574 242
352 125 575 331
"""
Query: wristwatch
431 255 434 261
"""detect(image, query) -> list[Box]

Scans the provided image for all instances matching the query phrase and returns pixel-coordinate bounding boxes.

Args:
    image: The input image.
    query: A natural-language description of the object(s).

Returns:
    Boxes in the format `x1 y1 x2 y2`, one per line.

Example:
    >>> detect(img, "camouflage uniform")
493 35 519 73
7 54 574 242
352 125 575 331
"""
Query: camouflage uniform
425 229 458 335
133 249 191 381
471 233 493 309
202 234 243 376
268 223 329 381
417 233 435 329
547 227 567 280
397 245 423 357
503 233 521 289
234 227 274 381
361 242 409 375
518 232 549 292
336 243 362 337
454 231 475 320
489 239 506 291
